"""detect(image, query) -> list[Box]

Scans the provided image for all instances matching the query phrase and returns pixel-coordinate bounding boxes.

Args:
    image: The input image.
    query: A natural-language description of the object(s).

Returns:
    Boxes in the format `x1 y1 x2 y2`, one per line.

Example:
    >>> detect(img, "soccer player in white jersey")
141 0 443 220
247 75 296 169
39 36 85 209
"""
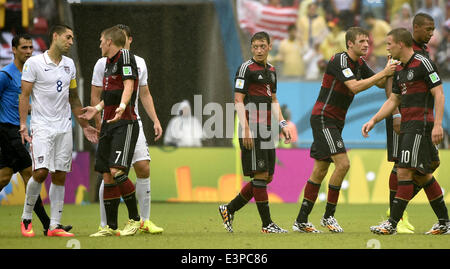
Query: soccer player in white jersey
89 24 163 237
18 24 98 237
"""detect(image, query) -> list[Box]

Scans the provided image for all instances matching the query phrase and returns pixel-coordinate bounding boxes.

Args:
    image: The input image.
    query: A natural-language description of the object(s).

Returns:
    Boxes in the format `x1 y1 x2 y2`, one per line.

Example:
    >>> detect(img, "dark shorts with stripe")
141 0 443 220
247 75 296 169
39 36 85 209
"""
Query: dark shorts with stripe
310 126 347 162
385 116 400 163
239 137 276 178
0 123 32 173
95 121 139 174
397 132 439 175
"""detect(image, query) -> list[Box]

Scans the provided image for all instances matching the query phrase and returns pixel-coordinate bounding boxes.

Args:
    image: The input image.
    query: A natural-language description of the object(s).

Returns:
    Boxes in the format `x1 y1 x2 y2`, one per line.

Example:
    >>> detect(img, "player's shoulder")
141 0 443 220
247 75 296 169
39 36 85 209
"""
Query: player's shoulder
25 53 44 65
62 55 75 66
413 53 436 72
236 59 253 78
94 57 107 66
134 54 147 67
266 61 276 72
330 52 349 67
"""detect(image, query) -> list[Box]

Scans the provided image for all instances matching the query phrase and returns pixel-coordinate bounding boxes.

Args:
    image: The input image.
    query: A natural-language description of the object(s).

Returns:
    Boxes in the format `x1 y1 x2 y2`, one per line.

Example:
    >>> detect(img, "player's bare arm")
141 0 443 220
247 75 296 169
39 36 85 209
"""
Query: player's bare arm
430 85 445 145
107 79 134 123
272 93 291 144
79 100 104 121
18 80 33 144
362 93 401 137
90 85 103 131
139 85 162 141
69 88 99 144
235 92 253 150
345 60 396 95
384 76 401 134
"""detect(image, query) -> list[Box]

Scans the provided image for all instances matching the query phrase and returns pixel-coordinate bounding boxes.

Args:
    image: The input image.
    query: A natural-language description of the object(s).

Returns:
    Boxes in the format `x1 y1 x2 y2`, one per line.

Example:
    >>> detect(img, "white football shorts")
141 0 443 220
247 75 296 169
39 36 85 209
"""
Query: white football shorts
31 127 73 173
131 124 151 164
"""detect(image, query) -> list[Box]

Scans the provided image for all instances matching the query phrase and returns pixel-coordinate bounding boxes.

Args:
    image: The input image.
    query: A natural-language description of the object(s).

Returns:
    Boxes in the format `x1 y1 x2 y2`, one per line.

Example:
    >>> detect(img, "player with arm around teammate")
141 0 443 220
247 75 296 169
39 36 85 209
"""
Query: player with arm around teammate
291 27 396 233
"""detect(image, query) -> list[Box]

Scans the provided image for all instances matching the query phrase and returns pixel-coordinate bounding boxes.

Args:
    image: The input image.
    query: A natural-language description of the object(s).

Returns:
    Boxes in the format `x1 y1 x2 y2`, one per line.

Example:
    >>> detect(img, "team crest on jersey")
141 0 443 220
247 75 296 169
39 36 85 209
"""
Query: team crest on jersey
336 140 344 149
407 69 414 80
64 66 70 74
266 84 271 96
38 156 44 163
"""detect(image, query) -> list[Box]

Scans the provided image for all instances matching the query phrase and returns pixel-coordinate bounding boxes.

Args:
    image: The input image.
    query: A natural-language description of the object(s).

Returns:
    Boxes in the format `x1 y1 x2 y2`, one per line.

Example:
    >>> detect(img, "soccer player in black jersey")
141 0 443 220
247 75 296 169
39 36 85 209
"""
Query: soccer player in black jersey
219 32 292 233
363 28 449 235
291 27 396 233
383 13 436 234
80 26 141 236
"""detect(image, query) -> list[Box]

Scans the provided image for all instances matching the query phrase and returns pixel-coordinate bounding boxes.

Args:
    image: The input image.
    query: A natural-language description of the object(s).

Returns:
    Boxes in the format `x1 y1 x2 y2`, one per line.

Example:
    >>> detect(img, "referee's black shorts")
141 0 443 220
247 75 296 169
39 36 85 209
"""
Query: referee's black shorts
397 132 440 175
0 122 32 173
95 121 139 174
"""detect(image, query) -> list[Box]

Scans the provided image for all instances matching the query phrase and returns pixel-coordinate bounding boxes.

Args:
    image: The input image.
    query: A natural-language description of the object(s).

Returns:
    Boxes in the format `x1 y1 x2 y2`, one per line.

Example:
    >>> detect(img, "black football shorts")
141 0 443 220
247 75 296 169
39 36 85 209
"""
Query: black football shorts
0 123 32 173
310 126 347 162
397 132 440 175
95 121 139 174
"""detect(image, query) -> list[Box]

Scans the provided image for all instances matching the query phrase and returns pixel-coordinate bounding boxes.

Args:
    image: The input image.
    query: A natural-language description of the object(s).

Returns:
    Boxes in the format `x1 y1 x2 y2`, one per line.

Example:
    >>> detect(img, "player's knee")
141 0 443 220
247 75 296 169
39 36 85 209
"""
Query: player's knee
32 169 48 183
134 161 150 178
335 160 350 173
0 173 11 189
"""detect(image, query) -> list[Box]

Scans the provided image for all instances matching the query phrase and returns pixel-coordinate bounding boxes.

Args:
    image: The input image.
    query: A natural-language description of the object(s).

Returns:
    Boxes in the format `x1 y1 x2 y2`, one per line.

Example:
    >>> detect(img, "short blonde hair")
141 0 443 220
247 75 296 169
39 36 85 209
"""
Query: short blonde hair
101 26 126 48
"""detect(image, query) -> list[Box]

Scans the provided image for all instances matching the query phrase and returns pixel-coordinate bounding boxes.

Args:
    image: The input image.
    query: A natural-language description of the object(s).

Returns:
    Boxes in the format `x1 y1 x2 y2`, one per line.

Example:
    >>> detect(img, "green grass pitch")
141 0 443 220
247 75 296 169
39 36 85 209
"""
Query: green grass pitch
1 202 449 249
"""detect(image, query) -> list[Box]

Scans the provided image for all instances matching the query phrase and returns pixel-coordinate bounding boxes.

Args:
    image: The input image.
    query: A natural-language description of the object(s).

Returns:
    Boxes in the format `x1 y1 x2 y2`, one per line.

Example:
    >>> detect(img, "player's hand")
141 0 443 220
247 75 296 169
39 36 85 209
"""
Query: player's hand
107 107 125 123
19 124 32 144
242 128 254 150
362 120 375 138
79 106 98 121
383 59 397 77
281 126 292 144
153 121 163 141
393 116 401 134
83 125 99 144
432 124 444 145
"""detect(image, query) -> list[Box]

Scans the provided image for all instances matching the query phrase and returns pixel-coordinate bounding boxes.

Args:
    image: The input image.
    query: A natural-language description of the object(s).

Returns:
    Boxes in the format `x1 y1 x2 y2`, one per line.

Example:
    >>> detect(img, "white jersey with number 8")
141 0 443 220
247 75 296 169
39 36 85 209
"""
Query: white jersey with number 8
22 50 77 132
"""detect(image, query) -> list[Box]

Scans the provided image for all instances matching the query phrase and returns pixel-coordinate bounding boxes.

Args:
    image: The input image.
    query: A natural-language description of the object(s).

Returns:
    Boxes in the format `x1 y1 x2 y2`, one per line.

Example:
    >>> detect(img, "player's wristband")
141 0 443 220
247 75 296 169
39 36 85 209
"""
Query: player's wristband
279 120 288 129
95 104 103 112
119 103 126 110
392 114 401 119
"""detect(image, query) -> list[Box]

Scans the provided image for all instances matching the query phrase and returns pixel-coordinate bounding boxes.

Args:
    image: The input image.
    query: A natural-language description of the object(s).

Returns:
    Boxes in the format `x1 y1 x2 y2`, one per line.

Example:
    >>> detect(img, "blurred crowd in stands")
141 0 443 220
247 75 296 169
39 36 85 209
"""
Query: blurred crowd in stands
239 0 450 80
0 0 59 68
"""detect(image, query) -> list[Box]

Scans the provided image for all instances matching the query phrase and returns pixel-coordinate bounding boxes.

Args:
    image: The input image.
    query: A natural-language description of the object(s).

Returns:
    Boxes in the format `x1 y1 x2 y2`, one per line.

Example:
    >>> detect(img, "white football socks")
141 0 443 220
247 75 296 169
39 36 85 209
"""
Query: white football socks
99 180 107 228
49 183 65 230
21 176 41 220
136 178 151 221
